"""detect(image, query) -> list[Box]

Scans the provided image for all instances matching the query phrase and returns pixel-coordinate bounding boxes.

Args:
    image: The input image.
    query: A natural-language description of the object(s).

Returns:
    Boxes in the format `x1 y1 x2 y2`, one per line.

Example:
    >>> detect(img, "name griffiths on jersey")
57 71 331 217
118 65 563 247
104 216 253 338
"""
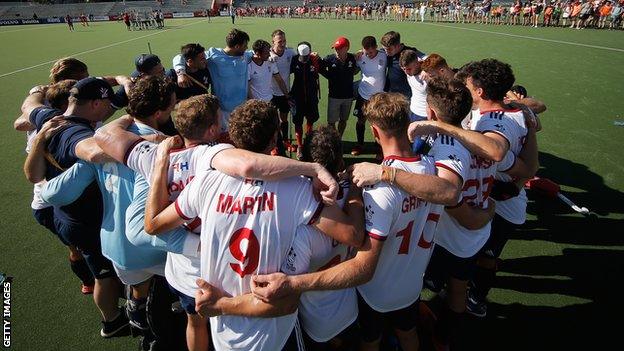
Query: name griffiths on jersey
402 195 425 213
216 192 276 215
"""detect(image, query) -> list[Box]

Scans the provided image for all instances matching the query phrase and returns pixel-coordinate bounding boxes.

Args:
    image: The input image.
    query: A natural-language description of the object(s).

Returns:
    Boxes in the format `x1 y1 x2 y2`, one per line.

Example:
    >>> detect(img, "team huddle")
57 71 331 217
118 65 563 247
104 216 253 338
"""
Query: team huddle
14 27 546 351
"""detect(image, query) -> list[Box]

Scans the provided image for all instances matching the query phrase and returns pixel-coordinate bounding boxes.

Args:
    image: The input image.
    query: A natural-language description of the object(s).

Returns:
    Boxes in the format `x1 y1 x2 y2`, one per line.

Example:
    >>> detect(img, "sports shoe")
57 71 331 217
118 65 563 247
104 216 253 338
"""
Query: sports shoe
351 145 362 156
126 299 149 331
466 293 487 318
100 310 131 338
81 283 94 295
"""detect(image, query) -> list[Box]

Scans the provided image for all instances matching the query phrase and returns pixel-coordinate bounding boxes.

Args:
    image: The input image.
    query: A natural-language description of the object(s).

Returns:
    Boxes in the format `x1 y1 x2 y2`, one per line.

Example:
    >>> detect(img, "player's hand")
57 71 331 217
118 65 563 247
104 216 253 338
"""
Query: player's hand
114 114 135 129
354 49 364 60
142 133 168 144
407 120 439 142
39 116 68 141
508 101 538 130
195 278 230 318
505 90 525 101
177 73 192 88
351 162 382 187
156 135 183 158
251 272 291 303
311 164 338 205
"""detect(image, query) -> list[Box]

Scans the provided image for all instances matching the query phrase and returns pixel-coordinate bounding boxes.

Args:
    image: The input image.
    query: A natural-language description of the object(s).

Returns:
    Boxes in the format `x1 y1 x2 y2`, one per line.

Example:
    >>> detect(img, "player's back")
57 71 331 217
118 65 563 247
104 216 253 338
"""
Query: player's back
358 156 442 312
175 171 321 350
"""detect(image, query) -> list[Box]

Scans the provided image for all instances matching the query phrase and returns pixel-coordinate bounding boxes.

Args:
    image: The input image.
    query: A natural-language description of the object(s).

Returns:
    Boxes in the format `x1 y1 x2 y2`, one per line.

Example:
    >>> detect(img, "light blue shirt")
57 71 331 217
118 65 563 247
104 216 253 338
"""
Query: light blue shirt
173 48 253 112
41 122 192 270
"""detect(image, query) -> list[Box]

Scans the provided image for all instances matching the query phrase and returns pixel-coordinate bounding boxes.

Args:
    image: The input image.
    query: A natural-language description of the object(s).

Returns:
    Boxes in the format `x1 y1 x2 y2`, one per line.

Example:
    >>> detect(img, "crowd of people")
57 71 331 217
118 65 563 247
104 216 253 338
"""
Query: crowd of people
119 10 166 31
14 26 547 351
236 0 624 30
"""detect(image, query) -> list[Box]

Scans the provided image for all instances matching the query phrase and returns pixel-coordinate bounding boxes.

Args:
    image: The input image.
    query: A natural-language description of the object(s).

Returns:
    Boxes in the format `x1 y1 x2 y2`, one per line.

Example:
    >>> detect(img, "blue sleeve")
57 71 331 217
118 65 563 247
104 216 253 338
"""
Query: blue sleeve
63 126 94 160
30 107 58 130
112 86 128 109
244 50 254 63
125 175 193 254
40 160 96 206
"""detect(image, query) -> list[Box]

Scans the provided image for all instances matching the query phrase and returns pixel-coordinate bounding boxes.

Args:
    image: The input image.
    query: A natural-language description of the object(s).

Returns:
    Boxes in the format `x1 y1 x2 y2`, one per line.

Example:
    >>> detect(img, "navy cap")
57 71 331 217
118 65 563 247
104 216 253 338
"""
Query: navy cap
134 54 161 74
71 77 121 107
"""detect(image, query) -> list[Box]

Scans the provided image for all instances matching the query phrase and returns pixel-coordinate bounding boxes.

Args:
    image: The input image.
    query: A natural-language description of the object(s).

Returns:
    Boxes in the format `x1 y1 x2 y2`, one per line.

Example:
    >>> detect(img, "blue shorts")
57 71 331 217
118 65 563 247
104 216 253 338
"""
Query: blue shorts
32 207 69 246
168 284 197 315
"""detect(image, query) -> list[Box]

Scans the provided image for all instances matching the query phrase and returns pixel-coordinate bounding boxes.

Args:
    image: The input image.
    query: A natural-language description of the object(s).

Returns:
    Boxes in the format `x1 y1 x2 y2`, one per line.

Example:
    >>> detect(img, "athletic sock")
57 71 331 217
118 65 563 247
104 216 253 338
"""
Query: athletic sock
295 125 303 146
280 121 289 143
356 121 365 145
472 266 497 302
70 258 94 286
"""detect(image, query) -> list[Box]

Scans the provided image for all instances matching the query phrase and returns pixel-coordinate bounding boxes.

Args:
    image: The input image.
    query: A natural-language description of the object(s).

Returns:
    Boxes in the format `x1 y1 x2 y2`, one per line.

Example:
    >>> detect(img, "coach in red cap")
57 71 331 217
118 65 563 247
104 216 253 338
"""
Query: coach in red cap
319 36 360 139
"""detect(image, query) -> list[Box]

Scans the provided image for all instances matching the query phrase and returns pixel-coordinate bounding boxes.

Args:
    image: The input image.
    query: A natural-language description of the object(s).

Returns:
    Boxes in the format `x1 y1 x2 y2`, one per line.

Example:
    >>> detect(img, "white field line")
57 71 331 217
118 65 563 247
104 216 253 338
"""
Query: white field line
0 24 60 34
0 18 208 78
420 22 624 53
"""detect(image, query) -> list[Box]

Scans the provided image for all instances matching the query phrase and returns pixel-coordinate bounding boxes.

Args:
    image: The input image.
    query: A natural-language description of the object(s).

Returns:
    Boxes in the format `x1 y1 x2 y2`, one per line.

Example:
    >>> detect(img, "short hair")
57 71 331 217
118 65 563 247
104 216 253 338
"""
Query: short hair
399 49 419 67
302 125 343 176
126 75 176 121
364 92 410 137
45 79 77 110
361 35 377 49
174 94 220 140
271 29 285 38
421 53 448 73
457 59 515 101
380 31 401 47
229 100 279 152
252 39 271 53
49 58 88 83
225 28 250 48
181 43 205 60
426 78 473 127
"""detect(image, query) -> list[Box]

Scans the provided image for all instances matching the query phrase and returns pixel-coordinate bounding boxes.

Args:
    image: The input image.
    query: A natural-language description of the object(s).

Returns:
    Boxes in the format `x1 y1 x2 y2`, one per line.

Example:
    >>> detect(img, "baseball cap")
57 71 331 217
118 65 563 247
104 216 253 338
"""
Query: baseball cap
134 54 161 74
297 44 311 56
70 77 121 106
331 36 350 50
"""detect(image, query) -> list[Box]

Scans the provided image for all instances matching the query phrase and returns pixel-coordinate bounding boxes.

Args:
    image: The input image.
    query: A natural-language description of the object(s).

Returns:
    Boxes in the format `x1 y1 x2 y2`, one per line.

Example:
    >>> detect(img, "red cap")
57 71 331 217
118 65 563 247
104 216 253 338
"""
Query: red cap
331 36 350 50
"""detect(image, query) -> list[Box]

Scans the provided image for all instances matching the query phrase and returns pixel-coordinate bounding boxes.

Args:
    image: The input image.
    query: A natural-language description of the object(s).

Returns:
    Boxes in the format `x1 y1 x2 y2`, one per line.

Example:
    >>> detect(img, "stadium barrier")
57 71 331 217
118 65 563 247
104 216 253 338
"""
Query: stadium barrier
0 11 217 26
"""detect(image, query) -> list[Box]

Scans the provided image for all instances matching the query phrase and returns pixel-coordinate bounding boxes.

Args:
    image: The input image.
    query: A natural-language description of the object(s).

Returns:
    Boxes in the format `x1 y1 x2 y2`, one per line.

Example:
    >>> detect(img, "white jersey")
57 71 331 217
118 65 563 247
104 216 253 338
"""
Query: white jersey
125 138 234 297
407 73 428 117
175 172 321 351
269 47 296 96
430 135 513 258
281 181 358 342
469 109 528 224
248 60 279 102
356 50 387 100
358 155 442 312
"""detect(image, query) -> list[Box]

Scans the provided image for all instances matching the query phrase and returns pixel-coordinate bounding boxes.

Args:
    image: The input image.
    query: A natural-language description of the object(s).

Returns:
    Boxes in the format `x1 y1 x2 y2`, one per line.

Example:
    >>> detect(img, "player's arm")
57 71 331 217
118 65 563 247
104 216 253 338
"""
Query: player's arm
351 163 460 206
506 126 539 183
445 199 496 230
144 136 185 235
20 86 48 119
93 115 142 163
195 279 300 318
23 116 68 183
75 137 115 163
252 236 382 302
408 121 509 162
212 150 338 204
273 72 289 97
40 161 96 206
14 113 35 132
311 184 365 248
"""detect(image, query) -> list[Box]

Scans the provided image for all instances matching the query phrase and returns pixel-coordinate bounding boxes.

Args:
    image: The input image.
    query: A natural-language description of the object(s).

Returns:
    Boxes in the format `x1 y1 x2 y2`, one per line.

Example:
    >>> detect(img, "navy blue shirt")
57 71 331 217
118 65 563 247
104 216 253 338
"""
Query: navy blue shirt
166 68 212 101
30 107 102 230
385 45 426 98
319 53 359 99
290 56 321 104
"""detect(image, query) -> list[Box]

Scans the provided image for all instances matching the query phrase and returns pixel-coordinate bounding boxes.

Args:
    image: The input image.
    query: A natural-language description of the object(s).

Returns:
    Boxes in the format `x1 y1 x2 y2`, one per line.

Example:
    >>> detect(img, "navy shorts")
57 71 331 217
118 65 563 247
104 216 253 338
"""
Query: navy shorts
32 207 69 246
353 93 367 120
479 213 517 259
54 218 115 280
357 293 419 343
425 244 478 283
292 102 319 126
168 284 197 315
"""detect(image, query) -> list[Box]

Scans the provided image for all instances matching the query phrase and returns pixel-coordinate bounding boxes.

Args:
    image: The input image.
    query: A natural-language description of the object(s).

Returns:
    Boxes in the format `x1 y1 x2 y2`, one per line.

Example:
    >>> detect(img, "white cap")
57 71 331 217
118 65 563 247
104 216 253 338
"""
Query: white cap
297 44 310 56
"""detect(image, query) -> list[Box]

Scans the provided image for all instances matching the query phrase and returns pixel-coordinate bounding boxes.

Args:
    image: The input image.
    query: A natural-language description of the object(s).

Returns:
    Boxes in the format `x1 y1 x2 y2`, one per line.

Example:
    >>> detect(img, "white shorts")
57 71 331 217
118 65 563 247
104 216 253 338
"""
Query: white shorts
112 262 166 286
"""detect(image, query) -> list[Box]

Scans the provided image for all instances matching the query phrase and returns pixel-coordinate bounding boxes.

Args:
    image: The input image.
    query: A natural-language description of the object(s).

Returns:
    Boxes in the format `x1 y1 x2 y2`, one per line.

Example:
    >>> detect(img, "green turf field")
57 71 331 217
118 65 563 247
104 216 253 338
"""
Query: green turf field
0 17 623 350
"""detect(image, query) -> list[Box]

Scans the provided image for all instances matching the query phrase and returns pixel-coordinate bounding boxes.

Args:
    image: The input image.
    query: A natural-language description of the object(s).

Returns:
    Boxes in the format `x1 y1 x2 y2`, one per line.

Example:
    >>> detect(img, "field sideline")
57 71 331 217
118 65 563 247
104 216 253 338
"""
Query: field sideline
0 17 622 350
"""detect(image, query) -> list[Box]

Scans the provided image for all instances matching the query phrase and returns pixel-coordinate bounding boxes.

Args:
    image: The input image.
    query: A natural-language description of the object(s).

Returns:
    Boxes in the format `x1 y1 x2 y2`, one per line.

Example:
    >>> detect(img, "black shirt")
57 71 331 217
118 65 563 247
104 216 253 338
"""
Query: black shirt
290 55 321 104
30 107 102 230
320 53 359 99
166 67 212 101
385 44 426 98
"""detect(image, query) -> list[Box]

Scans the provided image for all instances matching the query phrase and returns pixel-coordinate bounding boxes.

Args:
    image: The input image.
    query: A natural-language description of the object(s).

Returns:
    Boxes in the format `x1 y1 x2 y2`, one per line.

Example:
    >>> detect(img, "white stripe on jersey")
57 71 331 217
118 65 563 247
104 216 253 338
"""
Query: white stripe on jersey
358 155 443 312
